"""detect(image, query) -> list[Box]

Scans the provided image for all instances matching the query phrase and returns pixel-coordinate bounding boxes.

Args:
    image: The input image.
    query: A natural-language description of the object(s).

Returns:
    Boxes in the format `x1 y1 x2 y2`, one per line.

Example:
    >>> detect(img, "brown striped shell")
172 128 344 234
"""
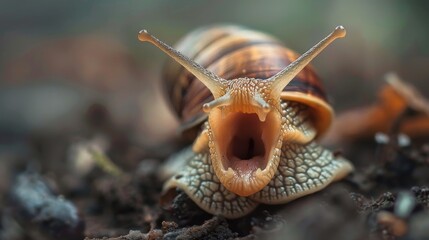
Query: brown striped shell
163 25 333 139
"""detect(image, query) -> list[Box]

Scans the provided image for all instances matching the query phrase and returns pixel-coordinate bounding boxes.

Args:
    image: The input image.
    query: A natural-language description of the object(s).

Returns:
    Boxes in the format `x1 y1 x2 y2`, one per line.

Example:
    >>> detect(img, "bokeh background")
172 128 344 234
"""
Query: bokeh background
1 0 429 155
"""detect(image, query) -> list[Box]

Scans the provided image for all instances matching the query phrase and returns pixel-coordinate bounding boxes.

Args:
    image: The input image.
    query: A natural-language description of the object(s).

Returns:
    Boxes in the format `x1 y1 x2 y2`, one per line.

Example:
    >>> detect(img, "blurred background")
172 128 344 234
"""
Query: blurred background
1 0 429 158
2 2 429 238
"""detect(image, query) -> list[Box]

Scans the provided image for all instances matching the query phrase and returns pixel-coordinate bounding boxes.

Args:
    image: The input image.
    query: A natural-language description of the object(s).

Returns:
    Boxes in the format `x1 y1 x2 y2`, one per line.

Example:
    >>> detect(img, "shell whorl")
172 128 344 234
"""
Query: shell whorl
163 25 329 137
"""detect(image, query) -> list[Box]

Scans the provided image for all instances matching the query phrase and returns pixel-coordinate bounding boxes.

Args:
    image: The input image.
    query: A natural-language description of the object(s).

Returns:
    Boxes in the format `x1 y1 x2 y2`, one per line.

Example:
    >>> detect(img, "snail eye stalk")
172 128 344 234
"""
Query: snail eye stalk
138 29 225 98
268 26 346 95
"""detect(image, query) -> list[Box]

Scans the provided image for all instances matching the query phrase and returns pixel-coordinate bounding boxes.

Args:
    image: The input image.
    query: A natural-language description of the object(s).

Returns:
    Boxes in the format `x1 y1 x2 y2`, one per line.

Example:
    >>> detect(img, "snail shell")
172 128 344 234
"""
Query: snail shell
163 25 332 140
139 25 353 218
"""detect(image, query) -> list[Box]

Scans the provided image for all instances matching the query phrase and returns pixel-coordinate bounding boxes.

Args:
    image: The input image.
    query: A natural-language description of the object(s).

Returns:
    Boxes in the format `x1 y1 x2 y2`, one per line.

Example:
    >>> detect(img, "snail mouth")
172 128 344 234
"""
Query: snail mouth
223 113 268 172
209 109 282 196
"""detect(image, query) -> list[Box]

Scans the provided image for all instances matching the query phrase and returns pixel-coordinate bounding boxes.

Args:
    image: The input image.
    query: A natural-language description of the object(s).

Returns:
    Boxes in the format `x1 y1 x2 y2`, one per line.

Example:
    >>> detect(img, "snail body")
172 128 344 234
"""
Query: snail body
139 25 353 218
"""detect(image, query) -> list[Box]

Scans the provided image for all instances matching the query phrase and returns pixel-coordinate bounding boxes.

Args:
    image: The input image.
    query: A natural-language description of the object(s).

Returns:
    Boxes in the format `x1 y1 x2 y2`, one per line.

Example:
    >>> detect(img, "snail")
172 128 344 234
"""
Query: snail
138 25 354 218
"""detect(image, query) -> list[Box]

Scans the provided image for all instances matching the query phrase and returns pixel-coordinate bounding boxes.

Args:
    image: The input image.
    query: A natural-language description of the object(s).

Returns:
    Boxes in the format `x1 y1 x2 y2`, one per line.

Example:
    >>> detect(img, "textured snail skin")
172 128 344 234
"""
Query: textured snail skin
142 25 354 218
162 101 352 218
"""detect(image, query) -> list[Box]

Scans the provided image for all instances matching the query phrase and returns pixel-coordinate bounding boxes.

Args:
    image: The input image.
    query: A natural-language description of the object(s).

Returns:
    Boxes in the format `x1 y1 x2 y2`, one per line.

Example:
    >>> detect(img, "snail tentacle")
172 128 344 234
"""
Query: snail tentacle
268 26 346 96
138 29 225 97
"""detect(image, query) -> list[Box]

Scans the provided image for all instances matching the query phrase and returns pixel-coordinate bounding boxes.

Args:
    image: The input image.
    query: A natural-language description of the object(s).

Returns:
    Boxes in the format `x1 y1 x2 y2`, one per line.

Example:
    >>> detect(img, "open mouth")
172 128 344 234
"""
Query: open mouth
208 109 282 196
221 113 270 175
